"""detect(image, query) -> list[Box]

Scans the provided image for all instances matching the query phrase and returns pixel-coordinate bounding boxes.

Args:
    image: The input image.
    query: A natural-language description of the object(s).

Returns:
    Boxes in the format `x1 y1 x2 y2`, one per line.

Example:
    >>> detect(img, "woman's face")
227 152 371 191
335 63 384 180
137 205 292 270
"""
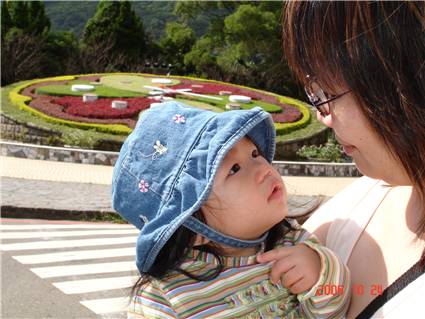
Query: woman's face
317 90 410 185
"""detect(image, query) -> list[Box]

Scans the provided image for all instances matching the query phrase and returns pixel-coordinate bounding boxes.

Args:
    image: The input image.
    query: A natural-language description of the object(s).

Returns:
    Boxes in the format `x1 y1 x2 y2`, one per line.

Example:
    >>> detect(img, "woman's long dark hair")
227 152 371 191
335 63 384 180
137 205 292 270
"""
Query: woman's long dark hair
282 2 425 237
131 212 294 295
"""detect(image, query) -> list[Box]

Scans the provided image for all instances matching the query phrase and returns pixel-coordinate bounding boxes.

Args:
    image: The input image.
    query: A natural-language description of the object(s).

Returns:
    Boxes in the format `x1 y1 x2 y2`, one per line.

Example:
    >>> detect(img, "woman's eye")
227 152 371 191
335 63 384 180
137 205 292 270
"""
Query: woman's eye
252 149 259 158
229 163 240 176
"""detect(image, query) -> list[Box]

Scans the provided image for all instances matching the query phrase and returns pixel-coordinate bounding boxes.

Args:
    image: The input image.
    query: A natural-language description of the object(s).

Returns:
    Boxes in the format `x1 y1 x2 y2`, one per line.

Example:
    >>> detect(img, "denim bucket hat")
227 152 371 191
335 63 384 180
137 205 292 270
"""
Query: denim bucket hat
111 101 276 272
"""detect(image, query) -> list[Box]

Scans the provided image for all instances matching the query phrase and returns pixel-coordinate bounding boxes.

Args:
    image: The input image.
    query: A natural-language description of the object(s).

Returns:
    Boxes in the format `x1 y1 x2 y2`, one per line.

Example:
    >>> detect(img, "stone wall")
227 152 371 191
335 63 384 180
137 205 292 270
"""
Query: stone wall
272 161 362 177
1 141 118 166
1 141 361 177
1 114 63 146
1 113 329 159
275 127 329 160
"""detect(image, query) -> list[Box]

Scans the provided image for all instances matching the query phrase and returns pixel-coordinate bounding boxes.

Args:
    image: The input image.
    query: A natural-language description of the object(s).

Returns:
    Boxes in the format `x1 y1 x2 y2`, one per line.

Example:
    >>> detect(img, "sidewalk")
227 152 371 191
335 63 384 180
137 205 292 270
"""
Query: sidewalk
1 156 359 221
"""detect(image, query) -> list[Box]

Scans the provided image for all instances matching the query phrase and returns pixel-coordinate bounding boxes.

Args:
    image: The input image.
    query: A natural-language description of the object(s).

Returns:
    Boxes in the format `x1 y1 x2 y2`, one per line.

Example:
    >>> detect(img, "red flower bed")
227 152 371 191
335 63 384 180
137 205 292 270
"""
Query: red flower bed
172 82 263 100
22 75 305 130
53 96 151 119
271 106 302 123
29 95 138 128
171 79 283 104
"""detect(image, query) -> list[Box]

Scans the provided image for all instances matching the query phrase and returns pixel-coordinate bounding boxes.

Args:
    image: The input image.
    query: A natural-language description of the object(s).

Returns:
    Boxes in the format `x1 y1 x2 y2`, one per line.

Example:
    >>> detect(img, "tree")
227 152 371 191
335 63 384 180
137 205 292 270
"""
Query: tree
159 22 195 74
42 31 81 76
27 1 51 35
7 1 29 30
1 1 13 42
1 29 45 85
181 1 302 98
184 36 222 78
81 0 146 72
1 1 52 85
6 1 50 35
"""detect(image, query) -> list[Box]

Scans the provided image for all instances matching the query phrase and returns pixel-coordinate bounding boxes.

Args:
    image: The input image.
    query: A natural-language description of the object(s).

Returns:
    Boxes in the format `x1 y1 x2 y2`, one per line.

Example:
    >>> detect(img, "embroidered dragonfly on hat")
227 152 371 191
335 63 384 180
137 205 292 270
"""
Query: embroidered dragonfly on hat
153 140 167 158
139 140 168 161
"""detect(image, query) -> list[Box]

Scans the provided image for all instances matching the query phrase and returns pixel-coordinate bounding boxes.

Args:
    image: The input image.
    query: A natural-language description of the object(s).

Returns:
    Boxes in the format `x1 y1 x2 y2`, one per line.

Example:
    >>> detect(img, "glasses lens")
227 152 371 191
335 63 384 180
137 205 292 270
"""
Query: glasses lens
305 81 330 115
310 82 327 102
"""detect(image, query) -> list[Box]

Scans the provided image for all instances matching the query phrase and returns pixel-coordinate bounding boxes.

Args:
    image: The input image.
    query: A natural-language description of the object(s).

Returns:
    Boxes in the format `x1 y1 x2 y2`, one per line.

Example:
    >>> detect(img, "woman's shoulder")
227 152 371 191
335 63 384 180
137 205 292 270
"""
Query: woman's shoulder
301 176 390 251
303 177 386 231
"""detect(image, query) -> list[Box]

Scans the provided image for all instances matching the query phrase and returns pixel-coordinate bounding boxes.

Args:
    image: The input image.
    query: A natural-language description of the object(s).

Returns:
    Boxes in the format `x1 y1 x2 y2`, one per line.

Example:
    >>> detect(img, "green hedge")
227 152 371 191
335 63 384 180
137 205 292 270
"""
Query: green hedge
9 72 310 137
274 96 311 134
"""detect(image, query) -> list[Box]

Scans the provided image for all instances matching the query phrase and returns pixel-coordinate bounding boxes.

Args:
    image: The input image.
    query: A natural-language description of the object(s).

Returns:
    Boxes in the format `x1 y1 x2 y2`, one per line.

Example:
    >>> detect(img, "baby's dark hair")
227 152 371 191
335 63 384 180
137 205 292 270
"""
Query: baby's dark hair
131 211 294 295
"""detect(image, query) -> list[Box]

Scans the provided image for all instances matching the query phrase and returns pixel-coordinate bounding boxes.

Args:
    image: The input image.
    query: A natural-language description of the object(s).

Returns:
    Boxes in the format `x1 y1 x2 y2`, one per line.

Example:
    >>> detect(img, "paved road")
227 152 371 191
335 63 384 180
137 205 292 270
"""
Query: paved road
1 218 140 319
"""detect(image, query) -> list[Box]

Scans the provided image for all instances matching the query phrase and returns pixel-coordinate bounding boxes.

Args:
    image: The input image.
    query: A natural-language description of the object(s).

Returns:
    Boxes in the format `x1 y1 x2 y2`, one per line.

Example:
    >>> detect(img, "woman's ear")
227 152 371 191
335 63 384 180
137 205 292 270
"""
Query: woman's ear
194 234 210 246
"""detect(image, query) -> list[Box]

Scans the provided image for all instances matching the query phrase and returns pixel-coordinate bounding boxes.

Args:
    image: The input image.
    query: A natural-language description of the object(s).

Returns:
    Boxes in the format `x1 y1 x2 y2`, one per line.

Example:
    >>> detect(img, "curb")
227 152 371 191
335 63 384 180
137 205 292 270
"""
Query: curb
1 199 322 226
1 206 123 223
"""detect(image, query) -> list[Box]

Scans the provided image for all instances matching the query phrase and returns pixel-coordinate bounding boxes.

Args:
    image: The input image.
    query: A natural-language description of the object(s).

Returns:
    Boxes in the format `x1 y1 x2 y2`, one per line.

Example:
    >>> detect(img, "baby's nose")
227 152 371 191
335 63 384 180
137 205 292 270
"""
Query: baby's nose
255 164 272 184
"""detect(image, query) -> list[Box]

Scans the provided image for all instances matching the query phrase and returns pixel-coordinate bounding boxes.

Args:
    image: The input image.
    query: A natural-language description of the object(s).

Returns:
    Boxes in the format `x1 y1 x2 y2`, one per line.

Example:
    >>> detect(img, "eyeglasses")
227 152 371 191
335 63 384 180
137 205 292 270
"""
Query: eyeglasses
304 75 351 116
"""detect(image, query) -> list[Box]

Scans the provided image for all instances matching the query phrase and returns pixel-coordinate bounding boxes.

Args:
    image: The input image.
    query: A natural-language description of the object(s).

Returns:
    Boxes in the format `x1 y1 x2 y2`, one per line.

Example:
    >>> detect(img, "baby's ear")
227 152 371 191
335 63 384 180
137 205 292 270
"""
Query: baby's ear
193 234 210 246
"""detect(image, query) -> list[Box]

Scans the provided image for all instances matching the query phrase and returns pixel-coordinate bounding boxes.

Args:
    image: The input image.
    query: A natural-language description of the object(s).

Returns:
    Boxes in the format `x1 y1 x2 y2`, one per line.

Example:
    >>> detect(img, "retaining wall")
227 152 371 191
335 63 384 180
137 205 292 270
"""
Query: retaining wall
1 140 361 177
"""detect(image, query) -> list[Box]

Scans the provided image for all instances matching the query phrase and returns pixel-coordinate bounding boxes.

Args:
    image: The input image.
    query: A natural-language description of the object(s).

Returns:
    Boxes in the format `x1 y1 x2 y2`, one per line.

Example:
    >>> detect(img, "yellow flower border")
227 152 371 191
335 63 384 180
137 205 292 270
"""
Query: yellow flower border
9 73 310 136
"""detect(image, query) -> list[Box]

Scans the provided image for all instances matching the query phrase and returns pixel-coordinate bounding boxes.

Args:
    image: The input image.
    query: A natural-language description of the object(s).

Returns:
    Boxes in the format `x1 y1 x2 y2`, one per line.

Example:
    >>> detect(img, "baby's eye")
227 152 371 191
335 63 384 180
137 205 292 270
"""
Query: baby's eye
252 149 259 158
229 163 240 176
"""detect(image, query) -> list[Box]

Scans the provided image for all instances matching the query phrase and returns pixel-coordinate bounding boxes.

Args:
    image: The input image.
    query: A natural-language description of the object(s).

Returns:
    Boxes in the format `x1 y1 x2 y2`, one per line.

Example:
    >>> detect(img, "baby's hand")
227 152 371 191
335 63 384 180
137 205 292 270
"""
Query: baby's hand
257 244 321 294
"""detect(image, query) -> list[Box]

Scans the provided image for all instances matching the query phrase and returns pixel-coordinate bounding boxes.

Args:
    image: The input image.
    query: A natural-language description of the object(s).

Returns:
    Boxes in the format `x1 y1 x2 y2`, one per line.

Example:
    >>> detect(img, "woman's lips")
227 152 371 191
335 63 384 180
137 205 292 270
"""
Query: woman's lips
342 144 356 156
335 135 356 156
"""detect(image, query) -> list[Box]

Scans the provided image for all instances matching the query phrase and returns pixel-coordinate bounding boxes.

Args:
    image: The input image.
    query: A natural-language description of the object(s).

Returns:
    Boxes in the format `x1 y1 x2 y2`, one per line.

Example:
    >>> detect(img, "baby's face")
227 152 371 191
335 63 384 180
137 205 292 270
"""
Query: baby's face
202 137 288 241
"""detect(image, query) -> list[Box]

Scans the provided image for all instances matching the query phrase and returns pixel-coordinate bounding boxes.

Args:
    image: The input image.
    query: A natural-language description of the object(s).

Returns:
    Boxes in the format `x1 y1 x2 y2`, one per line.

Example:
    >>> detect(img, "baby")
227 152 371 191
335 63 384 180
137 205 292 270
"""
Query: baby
112 102 350 318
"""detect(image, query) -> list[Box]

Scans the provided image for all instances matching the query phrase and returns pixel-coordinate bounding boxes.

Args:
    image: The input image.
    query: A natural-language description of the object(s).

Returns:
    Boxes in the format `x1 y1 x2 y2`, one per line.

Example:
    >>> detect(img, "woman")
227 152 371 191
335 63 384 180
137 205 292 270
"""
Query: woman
258 2 425 318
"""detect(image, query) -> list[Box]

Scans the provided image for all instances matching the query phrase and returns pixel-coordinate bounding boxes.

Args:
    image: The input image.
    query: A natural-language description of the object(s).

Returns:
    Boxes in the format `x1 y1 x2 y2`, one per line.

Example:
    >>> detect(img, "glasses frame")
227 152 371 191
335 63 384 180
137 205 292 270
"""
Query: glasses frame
304 75 351 116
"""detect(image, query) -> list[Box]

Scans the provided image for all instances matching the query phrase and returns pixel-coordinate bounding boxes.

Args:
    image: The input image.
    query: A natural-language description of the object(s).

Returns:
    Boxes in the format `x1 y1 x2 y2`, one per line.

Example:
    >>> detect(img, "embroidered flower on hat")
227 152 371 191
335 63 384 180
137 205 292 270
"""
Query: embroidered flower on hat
173 114 186 124
138 179 149 193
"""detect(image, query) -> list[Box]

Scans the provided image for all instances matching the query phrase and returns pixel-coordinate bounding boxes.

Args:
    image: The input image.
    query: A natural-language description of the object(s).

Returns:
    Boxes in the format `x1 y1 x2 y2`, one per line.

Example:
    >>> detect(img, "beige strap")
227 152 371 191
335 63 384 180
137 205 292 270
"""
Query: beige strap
326 179 391 264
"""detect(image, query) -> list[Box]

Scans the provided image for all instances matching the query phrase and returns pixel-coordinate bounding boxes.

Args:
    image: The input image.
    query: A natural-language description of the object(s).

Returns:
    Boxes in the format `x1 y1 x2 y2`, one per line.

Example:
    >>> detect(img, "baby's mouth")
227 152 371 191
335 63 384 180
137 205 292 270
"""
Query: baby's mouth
268 183 283 201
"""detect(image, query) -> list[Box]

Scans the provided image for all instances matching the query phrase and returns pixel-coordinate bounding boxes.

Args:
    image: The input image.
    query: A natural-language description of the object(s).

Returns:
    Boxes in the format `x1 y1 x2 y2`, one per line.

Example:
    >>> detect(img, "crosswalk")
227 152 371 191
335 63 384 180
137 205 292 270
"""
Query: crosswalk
1 220 140 318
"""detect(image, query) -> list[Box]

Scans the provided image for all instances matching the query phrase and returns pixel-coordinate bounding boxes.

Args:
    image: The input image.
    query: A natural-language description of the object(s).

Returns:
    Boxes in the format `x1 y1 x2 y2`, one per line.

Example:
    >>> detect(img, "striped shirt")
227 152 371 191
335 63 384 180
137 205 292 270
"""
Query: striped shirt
128 220 350 318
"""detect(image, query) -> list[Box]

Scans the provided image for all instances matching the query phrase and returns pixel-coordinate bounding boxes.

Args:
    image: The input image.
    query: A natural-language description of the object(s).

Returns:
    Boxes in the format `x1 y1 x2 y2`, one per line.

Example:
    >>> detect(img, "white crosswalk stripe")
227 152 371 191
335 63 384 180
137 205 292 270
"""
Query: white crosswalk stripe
13 247 135 264
1 221 140 318
53 275 139 294
80 297 131 315
1 229 139 239
0 236 137 251
0 224 135 230
31 261 138 278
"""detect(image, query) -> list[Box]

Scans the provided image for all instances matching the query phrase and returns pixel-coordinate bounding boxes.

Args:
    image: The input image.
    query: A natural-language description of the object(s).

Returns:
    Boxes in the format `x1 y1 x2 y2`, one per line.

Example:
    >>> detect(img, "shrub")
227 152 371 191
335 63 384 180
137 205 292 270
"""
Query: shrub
296 136 345 162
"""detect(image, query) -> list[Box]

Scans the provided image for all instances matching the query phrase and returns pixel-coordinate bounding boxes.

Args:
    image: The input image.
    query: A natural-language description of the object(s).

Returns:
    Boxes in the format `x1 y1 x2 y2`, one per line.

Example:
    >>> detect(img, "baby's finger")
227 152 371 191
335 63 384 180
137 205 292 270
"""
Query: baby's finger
281 266 303 289
257 247 292 263
288 277 309 295
269 258 295 284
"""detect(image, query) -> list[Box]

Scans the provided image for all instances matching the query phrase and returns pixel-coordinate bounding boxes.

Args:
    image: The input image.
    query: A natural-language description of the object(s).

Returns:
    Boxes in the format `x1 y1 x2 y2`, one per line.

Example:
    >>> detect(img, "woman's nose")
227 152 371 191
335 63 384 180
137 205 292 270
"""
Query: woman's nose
316 110 333 128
